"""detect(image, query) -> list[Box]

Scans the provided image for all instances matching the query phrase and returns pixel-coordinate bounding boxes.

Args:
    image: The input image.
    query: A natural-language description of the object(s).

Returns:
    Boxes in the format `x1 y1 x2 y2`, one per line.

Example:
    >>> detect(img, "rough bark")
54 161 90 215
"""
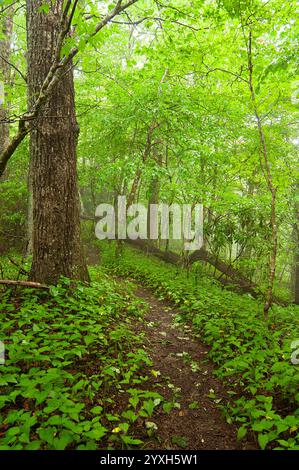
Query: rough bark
26 1 89 284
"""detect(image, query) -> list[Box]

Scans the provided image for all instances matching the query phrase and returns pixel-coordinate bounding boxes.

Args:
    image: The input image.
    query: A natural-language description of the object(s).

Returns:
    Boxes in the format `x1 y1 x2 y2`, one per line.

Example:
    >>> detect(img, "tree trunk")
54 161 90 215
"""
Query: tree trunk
147 142 161 243
26 158 34 256
247 25 278 318
0 5 14 157
294 249 299 305
26 1 89 284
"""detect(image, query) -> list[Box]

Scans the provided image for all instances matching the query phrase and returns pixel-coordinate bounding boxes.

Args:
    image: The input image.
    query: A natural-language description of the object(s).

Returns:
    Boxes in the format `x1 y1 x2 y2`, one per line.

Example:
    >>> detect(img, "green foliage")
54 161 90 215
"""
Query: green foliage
74 0 298 300
0 145 28 254
102 244 299 449
1 0 299 452
0 265 165 449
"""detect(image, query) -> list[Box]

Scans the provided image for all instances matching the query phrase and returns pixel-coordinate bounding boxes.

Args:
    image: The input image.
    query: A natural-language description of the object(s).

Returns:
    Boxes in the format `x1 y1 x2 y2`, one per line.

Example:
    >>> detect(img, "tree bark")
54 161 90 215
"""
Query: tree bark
26 1 89 284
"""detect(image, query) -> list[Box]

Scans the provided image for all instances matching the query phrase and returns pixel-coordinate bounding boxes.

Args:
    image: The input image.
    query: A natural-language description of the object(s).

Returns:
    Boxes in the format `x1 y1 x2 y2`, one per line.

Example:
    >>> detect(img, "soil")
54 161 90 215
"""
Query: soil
85 247 257 450
133 284 257 450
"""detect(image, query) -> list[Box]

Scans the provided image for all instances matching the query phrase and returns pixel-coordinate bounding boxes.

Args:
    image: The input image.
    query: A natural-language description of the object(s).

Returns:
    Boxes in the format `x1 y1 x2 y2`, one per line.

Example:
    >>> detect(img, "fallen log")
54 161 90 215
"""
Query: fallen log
0 280 49 289
126 239 259 294
189 248 259 295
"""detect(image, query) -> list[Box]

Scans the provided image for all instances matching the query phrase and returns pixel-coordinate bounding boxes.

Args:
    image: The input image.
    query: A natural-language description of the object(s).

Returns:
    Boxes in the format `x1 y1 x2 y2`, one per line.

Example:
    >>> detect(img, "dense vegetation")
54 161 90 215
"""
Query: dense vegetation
1 245 298 450
103 244 299 450
0 0 298 453
0 260 161 450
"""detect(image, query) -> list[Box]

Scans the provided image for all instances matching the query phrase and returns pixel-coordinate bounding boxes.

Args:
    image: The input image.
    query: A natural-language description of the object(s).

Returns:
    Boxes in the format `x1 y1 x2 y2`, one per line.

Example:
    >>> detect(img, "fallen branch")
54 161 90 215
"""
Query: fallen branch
80 214 96 221
0 280 49 289
189 248 260 293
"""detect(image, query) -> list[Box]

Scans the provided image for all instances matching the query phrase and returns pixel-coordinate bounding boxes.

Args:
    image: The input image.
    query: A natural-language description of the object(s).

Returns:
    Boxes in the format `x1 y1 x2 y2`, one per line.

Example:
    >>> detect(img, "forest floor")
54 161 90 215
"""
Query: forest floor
125 280 257 450
0 249 297 450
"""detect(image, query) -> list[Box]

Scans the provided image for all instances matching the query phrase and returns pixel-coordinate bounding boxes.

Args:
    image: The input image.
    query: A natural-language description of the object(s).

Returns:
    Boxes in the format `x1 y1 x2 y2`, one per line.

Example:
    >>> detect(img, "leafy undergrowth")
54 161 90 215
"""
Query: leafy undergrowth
0 266 166 450
102 244 299 450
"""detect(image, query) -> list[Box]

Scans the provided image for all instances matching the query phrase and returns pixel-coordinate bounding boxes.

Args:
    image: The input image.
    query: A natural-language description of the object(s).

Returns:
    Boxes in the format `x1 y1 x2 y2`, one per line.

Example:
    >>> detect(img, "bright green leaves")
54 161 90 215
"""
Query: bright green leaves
218 0 252 17
104 244 299 450
0 266 160 449
38 3 50 15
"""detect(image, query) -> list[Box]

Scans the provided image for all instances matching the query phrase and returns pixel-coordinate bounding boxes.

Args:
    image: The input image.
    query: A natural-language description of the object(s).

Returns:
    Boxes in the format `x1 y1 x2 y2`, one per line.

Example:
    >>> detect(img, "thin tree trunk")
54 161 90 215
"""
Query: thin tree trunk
247 25 278 319
294 249 299 304
0 5 14 158
26 1 89 284
147 142 162 243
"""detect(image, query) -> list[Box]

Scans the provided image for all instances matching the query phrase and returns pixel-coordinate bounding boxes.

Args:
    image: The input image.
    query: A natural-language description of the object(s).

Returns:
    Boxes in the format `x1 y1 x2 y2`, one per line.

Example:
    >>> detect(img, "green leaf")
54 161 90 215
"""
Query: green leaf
26 440 42 450
121 435 143 446
237 426 247 441
90 406 103 415
38 3 50 14
53 431 74 450
258 434 269 450
38 427 55 445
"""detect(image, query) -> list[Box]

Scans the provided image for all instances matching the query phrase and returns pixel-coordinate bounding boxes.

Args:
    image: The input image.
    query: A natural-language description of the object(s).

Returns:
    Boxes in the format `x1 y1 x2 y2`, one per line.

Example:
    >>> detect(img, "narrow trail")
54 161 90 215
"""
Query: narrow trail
133 284 256 450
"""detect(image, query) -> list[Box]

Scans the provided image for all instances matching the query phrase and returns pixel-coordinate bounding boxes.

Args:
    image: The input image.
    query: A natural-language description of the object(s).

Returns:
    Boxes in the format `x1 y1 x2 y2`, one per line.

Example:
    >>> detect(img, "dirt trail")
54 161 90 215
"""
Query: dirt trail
134 285 256 450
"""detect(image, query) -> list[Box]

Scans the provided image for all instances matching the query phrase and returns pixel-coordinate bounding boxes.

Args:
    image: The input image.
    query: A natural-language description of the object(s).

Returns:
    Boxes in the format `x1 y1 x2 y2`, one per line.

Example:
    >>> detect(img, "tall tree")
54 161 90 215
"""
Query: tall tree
0 0 139 283
293 187 299 305
0 3 14 156
26 0 89 284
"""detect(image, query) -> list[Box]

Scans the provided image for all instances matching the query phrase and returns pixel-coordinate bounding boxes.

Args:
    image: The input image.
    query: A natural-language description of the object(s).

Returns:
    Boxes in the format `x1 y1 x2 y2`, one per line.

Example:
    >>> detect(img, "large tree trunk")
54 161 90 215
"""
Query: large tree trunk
26 1 89 284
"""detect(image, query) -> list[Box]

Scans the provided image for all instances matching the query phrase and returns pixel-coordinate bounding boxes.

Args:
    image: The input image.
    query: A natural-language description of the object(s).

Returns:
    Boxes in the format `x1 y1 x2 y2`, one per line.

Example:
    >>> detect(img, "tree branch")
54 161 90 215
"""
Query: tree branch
0 0 140 177
0 119 29 176
0 53 27 82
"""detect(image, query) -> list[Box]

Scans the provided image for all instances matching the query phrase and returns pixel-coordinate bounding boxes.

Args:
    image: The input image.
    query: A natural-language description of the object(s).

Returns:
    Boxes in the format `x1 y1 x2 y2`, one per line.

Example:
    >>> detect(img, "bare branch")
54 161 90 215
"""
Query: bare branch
0 53 26 82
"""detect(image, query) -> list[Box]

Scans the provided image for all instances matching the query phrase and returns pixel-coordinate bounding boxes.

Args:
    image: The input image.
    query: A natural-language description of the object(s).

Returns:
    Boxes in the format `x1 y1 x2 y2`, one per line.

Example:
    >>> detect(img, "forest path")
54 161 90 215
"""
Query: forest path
132 284 256 450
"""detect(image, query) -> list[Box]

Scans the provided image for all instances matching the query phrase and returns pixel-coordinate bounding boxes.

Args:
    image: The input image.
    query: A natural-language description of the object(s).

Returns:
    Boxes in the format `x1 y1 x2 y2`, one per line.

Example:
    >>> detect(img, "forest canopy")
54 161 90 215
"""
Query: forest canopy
0 0 298 454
